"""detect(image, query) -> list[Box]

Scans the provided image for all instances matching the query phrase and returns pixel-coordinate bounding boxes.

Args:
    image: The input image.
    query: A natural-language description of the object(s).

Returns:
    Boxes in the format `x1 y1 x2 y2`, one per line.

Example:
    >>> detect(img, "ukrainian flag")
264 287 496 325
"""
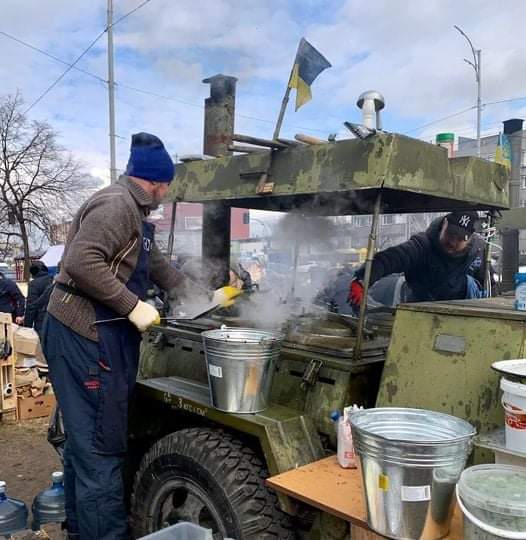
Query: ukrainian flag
288 38 331 111
495 133 512 170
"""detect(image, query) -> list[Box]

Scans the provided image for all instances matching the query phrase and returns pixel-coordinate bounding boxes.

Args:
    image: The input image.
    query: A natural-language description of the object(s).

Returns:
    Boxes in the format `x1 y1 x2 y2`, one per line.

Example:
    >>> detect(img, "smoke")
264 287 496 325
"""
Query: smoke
236 212 340 328
170 211 349 328
272 212 339 249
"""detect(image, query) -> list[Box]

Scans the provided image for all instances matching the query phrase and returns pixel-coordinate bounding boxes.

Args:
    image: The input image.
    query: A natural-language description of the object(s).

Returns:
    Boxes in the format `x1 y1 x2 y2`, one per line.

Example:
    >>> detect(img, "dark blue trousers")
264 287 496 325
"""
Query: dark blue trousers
42 315 128 540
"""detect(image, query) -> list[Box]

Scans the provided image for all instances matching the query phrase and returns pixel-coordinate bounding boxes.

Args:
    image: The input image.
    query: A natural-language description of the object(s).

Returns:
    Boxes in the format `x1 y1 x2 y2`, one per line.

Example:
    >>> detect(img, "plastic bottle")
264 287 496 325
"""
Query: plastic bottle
514 273 526 311
0 480 28 537
31 471 66 531
331 406 362 468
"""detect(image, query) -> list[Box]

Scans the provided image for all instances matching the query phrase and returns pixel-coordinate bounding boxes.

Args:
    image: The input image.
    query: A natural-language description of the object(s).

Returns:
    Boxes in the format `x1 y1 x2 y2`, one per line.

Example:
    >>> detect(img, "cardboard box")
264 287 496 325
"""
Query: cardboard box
13 327 40 356
17 394 55 420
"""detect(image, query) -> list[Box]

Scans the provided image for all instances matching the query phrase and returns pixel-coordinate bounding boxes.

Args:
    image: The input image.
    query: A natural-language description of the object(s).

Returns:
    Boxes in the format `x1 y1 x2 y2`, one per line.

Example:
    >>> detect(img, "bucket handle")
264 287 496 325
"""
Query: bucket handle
456 485 526 539
502 398 526 416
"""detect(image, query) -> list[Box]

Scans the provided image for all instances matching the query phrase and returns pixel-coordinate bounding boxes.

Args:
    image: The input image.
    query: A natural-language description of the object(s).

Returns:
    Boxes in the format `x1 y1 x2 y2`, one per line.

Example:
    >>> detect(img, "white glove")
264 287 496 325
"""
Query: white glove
128 300 161 332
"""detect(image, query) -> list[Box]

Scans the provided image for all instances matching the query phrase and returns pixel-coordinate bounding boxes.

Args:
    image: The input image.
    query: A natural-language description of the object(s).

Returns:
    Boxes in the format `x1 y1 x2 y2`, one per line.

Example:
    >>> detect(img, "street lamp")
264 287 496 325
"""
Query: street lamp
454 25 482 157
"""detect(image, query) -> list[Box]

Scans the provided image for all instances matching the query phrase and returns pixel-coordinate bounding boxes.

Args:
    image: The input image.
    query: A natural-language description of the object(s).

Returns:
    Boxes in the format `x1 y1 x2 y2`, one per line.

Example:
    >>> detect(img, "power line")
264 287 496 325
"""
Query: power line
485 96 526 106
21 0 154 115
0 29 330 135
23 30 107 114
116 82 331 134
406 95 526 136
111 0 152 27
3 22 526 137
405 106 476 134
0 30 106 84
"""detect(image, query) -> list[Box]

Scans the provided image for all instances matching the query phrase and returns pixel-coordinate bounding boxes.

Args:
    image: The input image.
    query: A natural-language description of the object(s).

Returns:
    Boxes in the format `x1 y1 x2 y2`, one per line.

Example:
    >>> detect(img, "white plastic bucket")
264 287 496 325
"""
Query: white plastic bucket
501 378 526 453
457 464 526 539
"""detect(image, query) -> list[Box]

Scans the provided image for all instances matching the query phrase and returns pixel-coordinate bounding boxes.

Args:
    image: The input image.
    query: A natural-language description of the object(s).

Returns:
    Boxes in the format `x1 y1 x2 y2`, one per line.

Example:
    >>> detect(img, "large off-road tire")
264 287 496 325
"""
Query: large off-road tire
130 428 295 539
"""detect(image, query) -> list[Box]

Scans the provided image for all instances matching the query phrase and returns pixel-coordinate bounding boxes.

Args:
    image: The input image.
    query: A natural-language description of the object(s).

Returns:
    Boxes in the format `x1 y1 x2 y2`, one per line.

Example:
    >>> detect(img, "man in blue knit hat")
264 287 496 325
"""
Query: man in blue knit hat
42 133 183 539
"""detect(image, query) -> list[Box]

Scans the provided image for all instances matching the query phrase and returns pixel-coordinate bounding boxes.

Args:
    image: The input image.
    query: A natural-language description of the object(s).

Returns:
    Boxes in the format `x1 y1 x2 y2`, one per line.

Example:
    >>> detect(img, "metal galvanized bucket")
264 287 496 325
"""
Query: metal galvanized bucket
350 408 475 540
201 327 284 413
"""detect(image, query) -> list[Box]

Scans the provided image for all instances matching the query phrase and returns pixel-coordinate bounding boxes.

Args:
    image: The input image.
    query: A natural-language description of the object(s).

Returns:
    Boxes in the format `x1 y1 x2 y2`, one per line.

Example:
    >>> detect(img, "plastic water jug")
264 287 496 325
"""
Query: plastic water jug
515 273 526 311
0 480 28 537
31 471 66 530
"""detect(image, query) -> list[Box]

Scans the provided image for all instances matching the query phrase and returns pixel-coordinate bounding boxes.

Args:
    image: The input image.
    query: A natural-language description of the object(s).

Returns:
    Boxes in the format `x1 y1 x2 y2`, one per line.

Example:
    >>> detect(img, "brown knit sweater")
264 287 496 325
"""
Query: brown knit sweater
47 176 182 341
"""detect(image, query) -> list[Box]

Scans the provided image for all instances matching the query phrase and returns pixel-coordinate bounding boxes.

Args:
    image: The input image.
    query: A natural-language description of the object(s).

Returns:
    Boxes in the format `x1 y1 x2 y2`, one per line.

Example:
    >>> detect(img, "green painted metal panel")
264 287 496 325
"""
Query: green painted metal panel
170 133 509 213
136 377 325 477
377 298 526 460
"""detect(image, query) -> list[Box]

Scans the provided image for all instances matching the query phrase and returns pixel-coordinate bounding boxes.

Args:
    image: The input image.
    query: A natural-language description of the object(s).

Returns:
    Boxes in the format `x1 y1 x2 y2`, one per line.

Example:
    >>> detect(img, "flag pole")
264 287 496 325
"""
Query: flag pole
273 83 292 140
257 65 294 194
272 58 297 140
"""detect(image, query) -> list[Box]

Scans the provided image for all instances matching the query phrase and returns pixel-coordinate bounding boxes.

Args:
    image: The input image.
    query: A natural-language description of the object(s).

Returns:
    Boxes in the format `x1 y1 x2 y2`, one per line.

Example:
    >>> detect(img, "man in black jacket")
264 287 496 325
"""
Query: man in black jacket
0 271 25 323
24 261 53 337
349 211 486 308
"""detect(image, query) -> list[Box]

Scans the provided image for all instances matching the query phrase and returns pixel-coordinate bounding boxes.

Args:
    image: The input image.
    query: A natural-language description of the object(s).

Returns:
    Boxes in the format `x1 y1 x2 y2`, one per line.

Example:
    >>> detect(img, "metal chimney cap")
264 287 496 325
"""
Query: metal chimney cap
357 91 385 111
202 74 238 84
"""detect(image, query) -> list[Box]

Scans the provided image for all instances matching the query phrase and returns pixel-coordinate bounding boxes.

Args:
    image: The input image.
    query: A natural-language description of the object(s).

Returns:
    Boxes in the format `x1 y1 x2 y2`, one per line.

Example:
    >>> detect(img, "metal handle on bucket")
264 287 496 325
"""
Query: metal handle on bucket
456 485 526 539
502 398 526 416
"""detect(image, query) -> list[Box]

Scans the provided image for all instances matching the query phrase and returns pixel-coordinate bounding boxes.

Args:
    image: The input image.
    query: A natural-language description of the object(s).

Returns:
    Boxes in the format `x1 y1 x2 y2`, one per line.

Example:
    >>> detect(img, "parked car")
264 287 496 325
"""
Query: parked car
0 262 16 281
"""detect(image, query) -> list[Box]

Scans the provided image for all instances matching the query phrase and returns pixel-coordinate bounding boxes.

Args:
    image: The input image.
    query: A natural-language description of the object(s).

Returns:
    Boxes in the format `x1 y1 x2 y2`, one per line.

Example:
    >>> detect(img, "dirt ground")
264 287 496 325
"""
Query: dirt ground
0 416 63 539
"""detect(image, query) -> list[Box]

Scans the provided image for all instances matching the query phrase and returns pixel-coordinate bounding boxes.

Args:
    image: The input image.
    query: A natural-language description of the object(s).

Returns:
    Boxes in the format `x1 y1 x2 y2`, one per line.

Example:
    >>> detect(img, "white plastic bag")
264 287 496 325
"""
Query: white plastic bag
336 404 363 468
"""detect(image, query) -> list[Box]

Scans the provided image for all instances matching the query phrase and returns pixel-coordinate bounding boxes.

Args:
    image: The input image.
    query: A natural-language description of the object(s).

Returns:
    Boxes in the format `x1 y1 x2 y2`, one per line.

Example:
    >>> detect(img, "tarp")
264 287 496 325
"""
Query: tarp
40 245 64 275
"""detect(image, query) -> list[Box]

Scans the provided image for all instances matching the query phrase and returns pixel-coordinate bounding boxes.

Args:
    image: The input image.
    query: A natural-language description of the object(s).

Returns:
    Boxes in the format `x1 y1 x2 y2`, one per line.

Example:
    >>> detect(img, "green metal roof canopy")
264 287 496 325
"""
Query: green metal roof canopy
169 133 509 215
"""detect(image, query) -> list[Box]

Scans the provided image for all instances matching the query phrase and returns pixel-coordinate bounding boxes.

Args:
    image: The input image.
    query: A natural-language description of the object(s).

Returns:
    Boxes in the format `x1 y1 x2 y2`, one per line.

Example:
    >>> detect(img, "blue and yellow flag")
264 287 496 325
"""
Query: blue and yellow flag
288 38 331 111
495 132 512 170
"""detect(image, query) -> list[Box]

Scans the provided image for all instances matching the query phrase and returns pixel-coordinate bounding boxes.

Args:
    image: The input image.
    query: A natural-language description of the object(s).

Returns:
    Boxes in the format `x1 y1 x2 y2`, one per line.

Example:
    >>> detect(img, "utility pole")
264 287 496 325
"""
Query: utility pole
107 0 117 183
454 25 482 157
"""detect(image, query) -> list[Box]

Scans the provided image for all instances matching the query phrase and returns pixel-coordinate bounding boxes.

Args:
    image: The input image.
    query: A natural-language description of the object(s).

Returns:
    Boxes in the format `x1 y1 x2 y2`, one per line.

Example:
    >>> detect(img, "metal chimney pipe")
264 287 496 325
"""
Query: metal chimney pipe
201 74 237 288
203 74 238 157
357 91 385 130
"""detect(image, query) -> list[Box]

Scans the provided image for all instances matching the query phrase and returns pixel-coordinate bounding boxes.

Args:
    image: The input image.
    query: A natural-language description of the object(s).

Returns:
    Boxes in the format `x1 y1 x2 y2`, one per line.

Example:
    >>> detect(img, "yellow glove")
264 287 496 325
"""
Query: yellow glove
212 286 243 307
128 300 161 332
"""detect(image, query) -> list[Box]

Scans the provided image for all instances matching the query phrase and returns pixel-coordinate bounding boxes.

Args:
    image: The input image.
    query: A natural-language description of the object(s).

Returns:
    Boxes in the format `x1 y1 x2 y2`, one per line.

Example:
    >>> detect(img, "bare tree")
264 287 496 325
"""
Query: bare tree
0 92 89 279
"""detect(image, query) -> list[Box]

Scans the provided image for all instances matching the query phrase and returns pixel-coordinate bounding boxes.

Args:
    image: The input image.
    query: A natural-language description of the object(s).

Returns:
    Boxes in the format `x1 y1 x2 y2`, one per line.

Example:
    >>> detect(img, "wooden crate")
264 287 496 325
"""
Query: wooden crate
0 312 17 420
17 394 55 420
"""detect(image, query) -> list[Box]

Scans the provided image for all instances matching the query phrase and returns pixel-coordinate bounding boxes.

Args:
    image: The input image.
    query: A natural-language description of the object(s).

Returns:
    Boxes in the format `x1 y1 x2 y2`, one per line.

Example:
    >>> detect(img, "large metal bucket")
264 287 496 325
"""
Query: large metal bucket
201 327 284 413
351 408 475 540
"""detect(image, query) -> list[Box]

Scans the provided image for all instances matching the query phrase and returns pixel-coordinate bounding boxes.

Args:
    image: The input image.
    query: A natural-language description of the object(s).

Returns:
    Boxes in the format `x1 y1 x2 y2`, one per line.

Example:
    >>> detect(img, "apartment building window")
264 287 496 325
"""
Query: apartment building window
521 174 526 189
520 200 526 208
242 212 249 225
353 215 372 227
381 215 394 226
184 216 203 230
522 150 526 167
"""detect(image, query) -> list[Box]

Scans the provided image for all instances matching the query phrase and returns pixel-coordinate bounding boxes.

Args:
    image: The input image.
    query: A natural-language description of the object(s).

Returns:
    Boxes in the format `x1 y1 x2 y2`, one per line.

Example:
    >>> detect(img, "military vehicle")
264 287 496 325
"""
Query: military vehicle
127 77 511 539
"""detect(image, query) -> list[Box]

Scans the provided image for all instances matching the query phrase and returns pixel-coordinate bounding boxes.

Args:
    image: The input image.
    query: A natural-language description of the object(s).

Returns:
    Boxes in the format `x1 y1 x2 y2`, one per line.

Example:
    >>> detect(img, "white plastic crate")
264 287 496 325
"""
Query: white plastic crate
138 522 234 540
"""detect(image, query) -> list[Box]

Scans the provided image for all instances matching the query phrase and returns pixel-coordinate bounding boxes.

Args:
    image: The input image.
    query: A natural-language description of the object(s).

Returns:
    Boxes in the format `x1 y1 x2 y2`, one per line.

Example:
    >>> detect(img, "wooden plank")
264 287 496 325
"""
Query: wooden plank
353 529 385 540
266 456 463 539
267 456 367 526
0 312 18 420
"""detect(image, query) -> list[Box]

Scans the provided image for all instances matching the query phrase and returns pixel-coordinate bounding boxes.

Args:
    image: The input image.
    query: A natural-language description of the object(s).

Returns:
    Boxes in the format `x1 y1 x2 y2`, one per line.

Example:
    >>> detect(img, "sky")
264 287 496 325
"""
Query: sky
2 0 526 186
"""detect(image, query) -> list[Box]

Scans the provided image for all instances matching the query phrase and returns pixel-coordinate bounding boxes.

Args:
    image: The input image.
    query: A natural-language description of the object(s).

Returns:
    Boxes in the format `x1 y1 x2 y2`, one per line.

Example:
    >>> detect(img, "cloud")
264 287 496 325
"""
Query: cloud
1 0 525 178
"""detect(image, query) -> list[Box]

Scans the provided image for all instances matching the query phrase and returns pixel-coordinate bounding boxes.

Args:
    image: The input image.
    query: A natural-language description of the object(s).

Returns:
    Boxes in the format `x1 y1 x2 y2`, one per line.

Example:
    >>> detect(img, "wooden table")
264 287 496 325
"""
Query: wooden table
267 456 463 539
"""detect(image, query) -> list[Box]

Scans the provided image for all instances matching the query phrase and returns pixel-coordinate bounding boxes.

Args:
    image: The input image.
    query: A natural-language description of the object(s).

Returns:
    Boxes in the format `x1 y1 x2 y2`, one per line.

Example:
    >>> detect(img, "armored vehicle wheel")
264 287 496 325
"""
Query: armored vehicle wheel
131 428 295 539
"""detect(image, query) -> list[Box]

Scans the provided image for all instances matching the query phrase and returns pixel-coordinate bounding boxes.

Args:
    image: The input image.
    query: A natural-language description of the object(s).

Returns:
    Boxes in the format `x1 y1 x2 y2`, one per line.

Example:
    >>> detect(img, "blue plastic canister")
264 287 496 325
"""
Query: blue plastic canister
0 481 28 536
515 273 526 311
31 471 66 530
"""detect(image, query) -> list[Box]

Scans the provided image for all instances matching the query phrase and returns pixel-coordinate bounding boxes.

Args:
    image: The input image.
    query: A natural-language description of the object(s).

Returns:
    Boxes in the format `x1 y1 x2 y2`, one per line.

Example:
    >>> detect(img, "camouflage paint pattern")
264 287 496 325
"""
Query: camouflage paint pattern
170 133 509 213
376 297 526 462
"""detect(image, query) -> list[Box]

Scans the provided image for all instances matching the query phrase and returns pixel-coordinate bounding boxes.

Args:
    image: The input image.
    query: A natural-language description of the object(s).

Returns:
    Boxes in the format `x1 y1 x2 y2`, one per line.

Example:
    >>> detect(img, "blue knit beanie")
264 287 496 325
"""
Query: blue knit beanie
125 132 175 183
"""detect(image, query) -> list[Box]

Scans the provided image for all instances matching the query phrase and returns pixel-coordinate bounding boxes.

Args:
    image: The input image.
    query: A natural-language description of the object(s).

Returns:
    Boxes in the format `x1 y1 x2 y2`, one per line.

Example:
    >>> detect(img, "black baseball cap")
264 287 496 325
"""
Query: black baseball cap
444 211 478 240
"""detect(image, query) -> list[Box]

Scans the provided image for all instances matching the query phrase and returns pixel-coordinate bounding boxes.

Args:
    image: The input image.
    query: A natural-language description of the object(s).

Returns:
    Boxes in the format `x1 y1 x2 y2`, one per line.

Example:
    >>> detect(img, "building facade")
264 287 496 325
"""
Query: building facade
458 118 526 251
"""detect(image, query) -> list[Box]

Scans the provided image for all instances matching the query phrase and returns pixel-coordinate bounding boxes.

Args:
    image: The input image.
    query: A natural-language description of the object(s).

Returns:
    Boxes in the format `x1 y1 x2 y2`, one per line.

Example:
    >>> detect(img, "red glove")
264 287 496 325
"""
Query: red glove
348 279 364 307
